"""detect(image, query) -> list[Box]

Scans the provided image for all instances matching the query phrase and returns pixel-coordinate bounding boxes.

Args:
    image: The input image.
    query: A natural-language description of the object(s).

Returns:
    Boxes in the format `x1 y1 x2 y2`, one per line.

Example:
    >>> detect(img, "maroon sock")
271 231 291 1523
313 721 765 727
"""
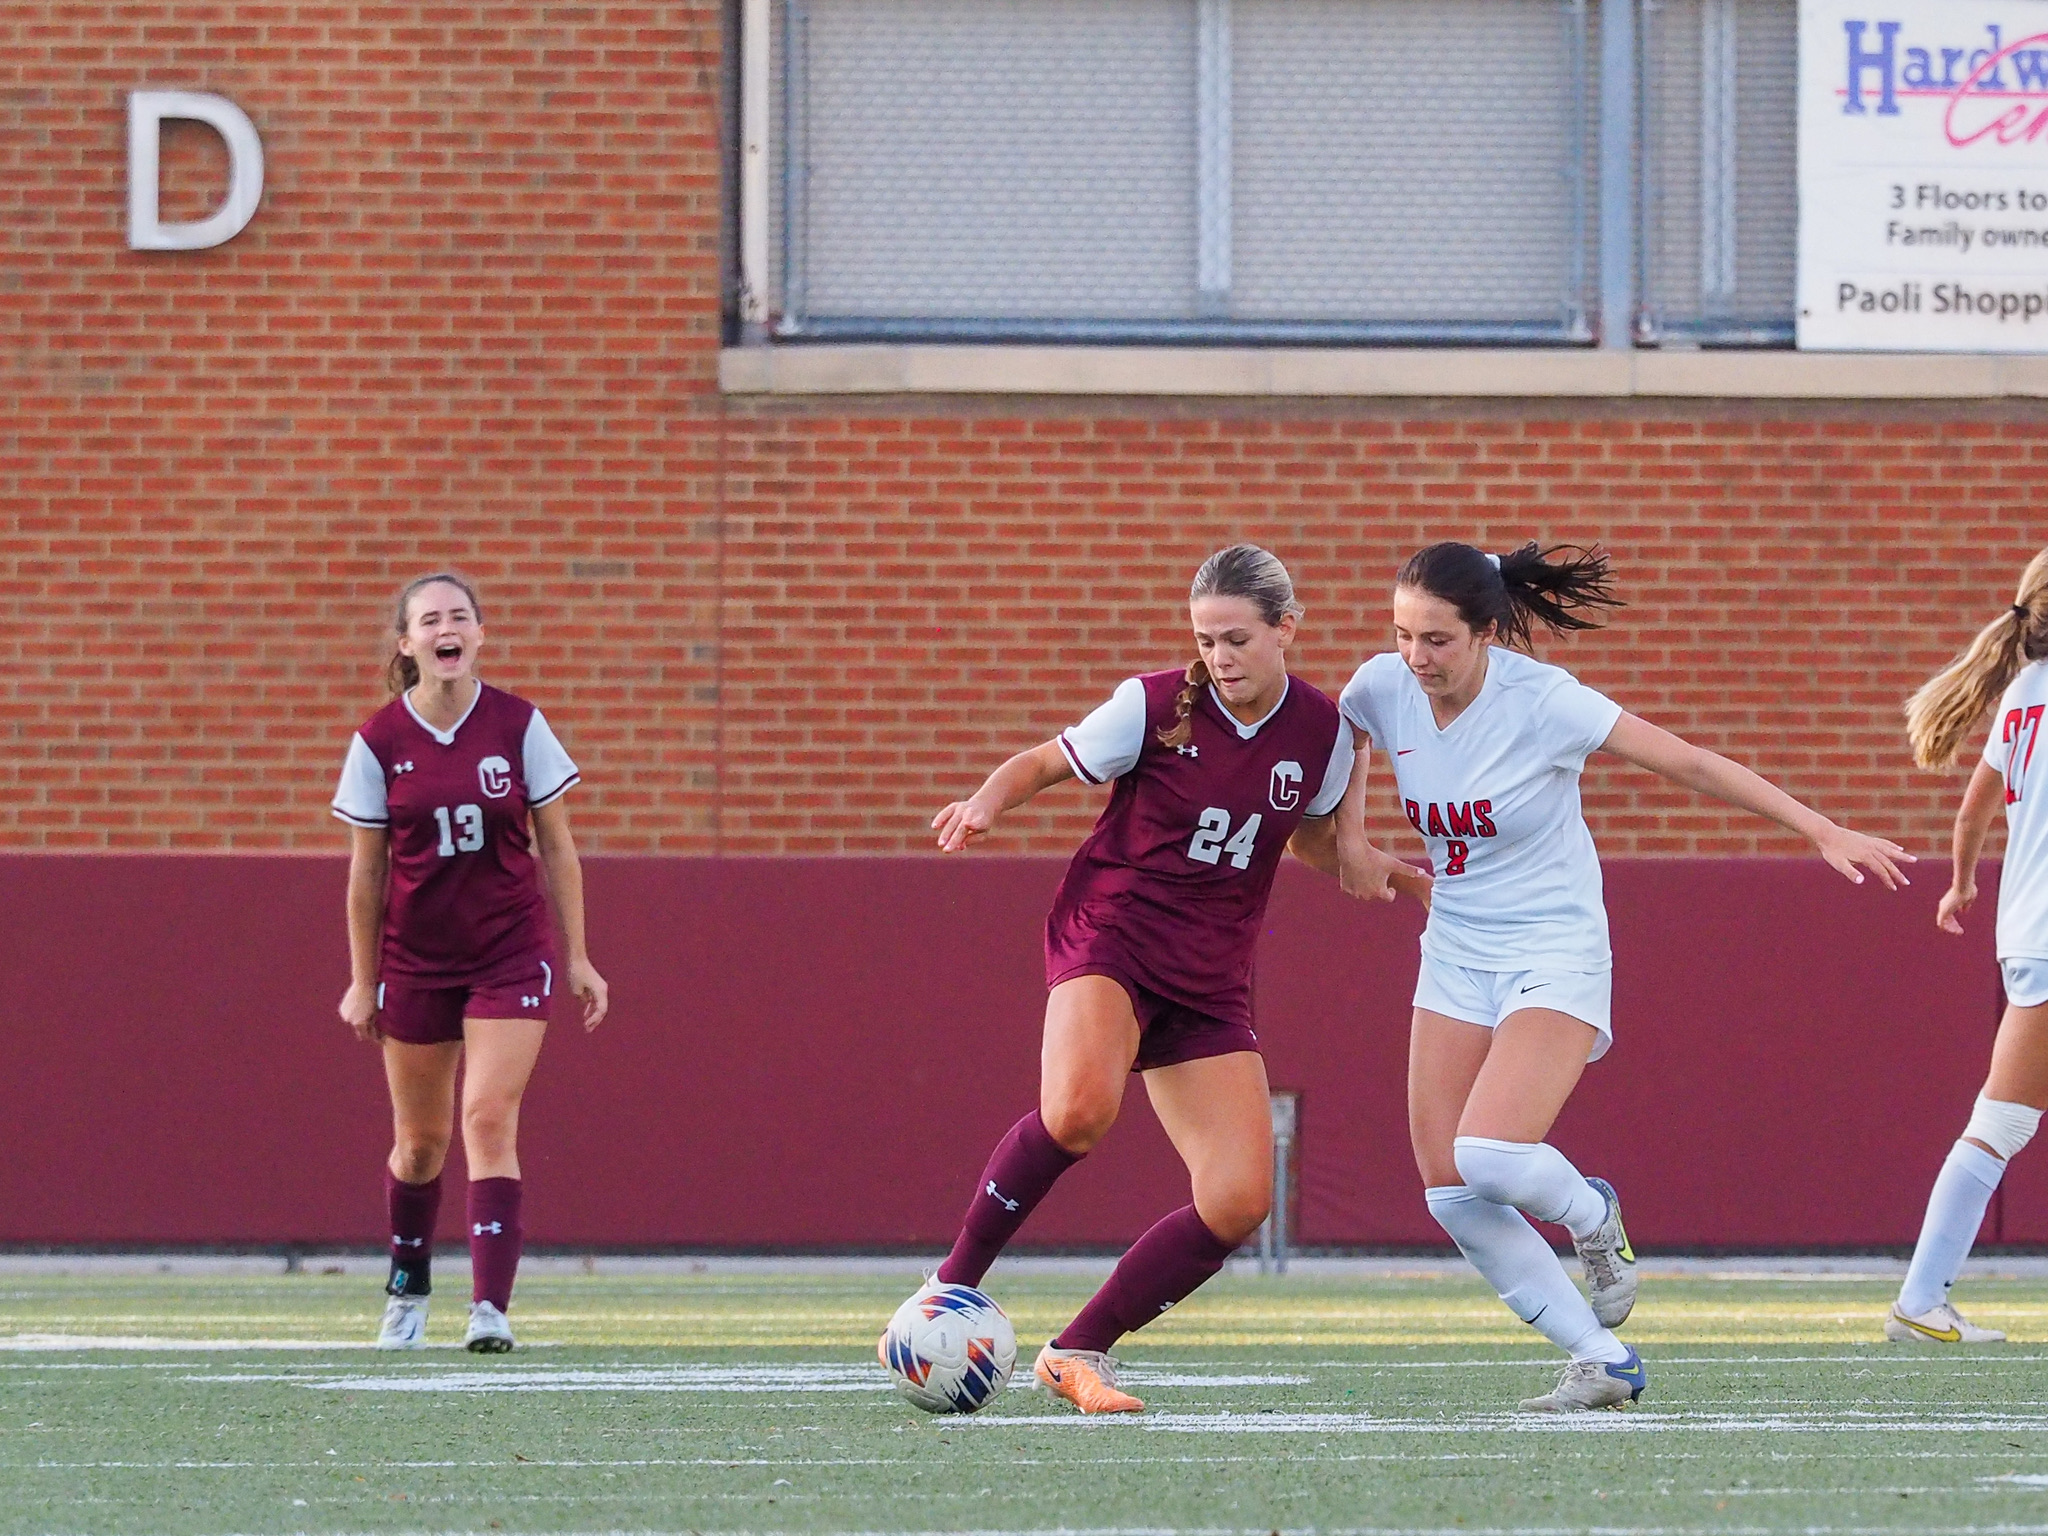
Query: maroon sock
935 1111 1082 1287
467 1177 523 1310
1055 1205 1237 1353
384 1170 441 1297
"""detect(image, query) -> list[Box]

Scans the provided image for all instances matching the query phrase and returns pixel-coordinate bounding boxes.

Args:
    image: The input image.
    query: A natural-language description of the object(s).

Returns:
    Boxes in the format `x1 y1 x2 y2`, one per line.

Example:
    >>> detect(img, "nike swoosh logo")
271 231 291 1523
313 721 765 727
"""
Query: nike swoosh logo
1902 1318 1963 1342
1519 983 1551 994
1610 1362 1642 1378
1396 749 1415 756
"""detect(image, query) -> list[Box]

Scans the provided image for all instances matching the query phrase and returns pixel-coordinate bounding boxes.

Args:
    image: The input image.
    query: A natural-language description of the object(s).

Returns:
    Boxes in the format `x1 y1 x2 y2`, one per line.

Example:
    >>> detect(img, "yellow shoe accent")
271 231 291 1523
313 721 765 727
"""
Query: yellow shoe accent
1034 1344 1144 1414
1887 1306 1962 1343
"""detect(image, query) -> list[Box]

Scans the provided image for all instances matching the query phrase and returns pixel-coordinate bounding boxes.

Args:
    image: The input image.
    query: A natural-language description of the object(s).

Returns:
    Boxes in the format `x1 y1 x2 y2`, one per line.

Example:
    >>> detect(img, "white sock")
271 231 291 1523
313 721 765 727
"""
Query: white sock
1427 1185 1628 1363
1452 1136 1610 1240
1898 1140 2005 1317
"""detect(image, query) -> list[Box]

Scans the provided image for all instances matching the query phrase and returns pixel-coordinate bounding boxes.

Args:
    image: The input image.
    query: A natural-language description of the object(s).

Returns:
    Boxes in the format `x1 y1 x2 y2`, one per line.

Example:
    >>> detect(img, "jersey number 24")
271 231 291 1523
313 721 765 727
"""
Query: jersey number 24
1188 807 1261 870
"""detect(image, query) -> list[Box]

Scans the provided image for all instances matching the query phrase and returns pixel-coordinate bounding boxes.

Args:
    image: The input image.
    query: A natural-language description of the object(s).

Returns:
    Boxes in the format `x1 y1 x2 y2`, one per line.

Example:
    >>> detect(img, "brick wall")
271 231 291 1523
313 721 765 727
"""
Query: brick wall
6 6 2044 859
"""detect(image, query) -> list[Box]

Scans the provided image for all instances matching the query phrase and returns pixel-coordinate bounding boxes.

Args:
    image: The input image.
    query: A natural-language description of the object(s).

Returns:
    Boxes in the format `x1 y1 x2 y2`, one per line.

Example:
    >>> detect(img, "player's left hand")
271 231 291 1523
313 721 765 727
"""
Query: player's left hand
1815 825 1915 890
1339 842 1405 902
569 956 609 1031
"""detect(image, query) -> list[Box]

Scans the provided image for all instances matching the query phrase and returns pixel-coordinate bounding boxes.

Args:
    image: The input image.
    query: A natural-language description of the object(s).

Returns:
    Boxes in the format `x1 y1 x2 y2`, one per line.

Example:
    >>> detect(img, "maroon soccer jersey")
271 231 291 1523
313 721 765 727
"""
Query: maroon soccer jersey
332 684 580 984
1045 670 1347 1023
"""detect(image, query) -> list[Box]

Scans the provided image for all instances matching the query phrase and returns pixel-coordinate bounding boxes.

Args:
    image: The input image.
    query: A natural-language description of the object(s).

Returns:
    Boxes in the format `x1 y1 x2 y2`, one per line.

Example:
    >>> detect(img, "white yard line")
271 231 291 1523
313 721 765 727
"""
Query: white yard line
958 1408 2048 1435
16 1450 1526 1471
0 1334 382 1351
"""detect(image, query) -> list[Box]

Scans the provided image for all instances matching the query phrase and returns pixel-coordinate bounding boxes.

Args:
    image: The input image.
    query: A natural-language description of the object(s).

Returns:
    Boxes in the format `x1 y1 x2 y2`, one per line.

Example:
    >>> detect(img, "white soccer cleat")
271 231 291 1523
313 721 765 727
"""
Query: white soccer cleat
1885 1301 2006 1344
1573 1176 1638 1328
375 1294 429 1351
464 1300 516 1353
1519 1347 1646 1413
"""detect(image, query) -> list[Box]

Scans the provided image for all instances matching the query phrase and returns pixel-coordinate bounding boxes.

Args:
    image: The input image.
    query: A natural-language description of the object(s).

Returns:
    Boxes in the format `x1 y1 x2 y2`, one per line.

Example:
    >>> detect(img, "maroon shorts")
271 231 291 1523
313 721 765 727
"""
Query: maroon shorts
1049 962 1260 1072
377 954 555 1046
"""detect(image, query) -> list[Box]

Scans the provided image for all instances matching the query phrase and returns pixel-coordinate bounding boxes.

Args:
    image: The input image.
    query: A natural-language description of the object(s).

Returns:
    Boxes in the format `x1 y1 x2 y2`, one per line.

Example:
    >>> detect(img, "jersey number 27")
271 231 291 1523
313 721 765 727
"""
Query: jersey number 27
1188 807 1261 870
2004 705 2045 805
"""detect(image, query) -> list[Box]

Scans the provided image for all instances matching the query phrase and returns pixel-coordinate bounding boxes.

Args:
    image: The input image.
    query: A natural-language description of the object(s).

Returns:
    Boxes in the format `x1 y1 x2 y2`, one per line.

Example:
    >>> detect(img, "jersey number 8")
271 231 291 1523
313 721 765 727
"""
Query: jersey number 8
433 803 485 857
1188 807 1261 870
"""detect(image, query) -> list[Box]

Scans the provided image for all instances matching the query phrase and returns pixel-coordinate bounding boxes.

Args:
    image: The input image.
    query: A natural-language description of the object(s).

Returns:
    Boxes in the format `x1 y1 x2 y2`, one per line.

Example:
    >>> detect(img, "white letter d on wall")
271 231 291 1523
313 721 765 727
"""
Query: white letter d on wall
126 91 264 250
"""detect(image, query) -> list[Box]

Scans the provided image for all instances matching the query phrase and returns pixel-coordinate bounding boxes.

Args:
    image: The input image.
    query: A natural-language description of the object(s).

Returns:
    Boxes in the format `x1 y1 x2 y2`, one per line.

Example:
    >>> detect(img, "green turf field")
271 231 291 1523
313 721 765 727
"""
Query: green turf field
7 1264 2048 1535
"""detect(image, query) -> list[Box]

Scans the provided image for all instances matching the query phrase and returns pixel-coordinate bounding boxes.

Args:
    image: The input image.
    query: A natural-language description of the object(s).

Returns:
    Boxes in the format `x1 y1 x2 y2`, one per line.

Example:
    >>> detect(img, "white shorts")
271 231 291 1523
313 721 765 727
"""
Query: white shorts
2003 957 2048 1009
1414 953 1614 1062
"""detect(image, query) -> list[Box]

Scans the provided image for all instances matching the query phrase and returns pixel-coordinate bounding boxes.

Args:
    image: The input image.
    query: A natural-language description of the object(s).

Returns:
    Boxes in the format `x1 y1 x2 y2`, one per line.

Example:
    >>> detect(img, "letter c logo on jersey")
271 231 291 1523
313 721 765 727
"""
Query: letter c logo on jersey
477 755 514 799
1269 760 1303 811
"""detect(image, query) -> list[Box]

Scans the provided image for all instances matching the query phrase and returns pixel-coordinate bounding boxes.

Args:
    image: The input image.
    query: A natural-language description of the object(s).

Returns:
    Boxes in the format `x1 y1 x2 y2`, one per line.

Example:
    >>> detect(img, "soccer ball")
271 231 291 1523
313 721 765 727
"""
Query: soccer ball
879 1282 1017 1414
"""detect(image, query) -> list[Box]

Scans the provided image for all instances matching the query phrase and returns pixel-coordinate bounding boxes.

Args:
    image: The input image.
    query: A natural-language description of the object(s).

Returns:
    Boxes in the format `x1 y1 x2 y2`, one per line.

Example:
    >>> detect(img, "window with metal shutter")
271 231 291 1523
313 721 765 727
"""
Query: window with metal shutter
1638 0 1797 345
1230 0 1595 340
767 0 1599 343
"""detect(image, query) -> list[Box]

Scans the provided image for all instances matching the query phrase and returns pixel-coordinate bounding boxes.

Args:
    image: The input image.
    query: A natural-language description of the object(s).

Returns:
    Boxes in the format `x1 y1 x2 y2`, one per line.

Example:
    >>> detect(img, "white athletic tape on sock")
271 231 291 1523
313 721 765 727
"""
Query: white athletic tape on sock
1962 1095 2043 1161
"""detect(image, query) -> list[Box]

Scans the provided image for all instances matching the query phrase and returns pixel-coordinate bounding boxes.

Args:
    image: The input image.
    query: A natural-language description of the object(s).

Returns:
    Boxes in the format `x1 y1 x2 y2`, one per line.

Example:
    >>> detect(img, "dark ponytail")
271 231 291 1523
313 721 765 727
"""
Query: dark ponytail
1397 541 1622 650
386 570 484 694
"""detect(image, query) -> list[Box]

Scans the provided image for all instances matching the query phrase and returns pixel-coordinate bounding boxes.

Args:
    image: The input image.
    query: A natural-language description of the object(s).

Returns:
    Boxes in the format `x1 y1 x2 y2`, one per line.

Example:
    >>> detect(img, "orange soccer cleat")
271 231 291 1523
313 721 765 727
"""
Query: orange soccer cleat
1034 1343 1144 1414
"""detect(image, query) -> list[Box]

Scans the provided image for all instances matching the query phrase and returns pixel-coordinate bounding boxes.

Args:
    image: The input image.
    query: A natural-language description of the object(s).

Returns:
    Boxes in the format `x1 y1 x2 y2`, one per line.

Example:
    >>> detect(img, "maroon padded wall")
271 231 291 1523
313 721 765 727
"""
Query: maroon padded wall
0 855 2003 1249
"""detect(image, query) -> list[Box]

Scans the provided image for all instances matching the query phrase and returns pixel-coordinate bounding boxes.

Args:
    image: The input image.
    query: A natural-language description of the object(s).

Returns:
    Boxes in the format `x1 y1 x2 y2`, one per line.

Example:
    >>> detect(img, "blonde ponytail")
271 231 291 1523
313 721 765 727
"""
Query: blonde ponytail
1906 548 2048 768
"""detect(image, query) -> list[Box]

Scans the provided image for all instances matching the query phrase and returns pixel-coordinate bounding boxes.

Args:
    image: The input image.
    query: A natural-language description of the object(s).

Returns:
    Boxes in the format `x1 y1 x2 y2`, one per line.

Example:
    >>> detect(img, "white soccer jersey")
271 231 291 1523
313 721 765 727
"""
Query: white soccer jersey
1983 658 2048 960
1058 675 1353 815
1339 646 1623 971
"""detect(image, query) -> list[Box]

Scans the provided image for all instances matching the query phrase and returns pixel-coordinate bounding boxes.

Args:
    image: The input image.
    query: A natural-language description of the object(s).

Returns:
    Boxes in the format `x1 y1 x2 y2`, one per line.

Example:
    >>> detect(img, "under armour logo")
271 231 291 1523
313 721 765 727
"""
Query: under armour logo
393 1236 424 1248
473 1220 504 1236
1175 744 1200 758
393 760 415 775
521 995 540 1008
985 1180 1020 1213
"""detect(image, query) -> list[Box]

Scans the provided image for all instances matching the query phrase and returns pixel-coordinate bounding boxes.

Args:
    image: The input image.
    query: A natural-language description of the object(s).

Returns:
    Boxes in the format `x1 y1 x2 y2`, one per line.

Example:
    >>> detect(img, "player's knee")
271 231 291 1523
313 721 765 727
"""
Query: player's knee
390 1135 447 1184
1450 1137 1538 1207
461 1100 518 1156
1412 1137 1460 1189
1039 1088 1118 1154
1964 1095 2043 1160
1197 1183 1270 1246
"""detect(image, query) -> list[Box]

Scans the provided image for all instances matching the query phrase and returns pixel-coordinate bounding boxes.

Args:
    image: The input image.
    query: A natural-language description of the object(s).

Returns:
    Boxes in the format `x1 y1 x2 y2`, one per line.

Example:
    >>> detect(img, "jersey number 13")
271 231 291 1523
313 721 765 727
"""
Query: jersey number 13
433 803 485 857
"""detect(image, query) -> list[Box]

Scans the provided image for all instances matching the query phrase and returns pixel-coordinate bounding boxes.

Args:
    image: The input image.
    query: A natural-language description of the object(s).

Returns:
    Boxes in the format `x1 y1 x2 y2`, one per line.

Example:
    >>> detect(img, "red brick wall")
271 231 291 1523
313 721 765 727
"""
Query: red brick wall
6 6 2045 860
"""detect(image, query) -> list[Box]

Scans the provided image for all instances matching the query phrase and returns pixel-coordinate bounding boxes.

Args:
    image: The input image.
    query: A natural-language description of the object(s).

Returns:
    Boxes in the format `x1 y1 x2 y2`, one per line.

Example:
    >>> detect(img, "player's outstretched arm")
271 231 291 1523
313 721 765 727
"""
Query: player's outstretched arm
1937 760 2004 934
932 741 1074 852
1600 712 1916 890
1328 738 1433 908
339 826 389 1042
531 797 610 1030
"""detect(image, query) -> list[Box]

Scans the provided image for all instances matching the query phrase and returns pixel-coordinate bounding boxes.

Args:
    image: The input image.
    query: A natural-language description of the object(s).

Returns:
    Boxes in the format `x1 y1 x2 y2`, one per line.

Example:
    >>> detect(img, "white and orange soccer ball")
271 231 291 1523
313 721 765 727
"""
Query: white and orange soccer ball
879 1282 1017 1414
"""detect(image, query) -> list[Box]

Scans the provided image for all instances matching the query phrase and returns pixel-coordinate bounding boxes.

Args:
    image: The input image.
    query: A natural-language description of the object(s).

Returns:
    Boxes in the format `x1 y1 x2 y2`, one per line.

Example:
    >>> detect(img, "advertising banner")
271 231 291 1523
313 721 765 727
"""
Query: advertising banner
1799 0 2048 351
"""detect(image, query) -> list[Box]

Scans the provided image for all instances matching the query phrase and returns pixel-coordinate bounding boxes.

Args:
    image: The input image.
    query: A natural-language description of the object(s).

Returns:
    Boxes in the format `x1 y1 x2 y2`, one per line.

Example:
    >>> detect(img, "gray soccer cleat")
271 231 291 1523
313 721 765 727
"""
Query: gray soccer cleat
1574 1176 1638 1328
1885 1301 2006 1343
464 1300 515 1353
1519 1347 1646 1412
375 1294 429 1351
